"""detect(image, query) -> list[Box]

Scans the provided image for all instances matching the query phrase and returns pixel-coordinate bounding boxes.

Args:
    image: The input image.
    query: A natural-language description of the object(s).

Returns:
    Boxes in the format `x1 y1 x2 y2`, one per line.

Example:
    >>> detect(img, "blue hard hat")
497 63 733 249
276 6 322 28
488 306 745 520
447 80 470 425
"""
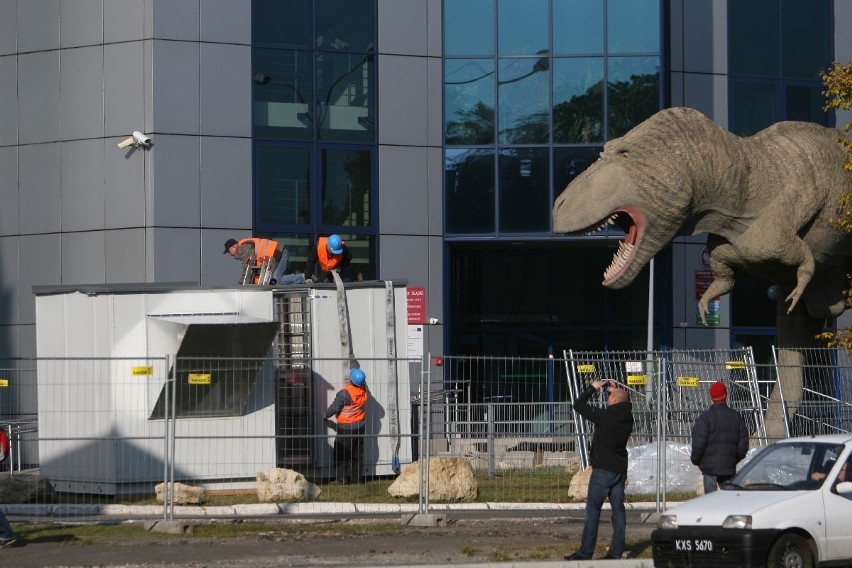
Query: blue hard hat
350 368 366 386
327 234 343 254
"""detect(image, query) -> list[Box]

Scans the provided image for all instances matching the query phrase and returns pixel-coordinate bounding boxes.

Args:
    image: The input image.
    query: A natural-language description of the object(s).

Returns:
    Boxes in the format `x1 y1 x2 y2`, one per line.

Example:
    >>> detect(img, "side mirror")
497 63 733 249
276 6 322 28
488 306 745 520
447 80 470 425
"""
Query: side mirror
836 481 852 495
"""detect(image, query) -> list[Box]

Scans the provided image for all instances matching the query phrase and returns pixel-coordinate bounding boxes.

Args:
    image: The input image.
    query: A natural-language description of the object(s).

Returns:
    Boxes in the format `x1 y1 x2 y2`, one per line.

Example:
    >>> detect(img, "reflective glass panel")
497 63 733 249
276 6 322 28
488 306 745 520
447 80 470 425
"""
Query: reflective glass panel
316 0 375 51
553 0 604 55
320 148 372 227
498 147 549 232
316 52 375 142
607 0 660 53
781 0 832 79
445 59 496 145
497 0 548 55
445 0 494 56
253 48 314 140
445 149 496 233
786 84 829 126
257 145 311 226
553 57 604 143
729 0 779 76
498 57 550 144
553 147 602 201
607 56 659 138
730 81 776 136
253 0 312 47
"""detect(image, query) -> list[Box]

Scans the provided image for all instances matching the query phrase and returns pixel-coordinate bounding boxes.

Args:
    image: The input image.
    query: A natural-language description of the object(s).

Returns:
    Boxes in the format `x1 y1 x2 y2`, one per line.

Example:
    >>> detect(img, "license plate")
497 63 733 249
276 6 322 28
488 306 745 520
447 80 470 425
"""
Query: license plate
674 538 714 552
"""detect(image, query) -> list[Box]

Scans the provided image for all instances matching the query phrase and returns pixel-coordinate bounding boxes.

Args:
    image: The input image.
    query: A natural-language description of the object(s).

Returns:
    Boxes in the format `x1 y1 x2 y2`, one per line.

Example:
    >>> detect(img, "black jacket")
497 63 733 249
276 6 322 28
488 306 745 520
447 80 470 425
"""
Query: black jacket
690 402 749 476
573 385 634 474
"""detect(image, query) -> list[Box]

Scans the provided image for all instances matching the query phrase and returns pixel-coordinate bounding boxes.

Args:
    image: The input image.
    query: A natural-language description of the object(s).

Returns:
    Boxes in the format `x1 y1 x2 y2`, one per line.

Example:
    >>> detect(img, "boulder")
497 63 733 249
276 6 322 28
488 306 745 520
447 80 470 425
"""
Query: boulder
388 457 477 502
155 482 206 505
0 472 53 503
568 466 592 501
256 468 321 502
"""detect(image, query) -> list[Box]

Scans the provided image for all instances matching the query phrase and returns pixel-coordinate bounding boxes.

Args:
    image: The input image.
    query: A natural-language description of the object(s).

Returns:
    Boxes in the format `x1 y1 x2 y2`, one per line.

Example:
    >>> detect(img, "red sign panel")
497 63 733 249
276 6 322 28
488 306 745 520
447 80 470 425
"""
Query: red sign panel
406 287 426 324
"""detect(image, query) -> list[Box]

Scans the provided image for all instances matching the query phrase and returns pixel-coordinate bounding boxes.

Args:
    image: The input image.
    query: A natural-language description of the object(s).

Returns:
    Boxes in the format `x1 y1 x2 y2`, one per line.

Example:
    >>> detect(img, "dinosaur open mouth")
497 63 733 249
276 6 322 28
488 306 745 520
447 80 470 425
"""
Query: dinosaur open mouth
603 210 638 284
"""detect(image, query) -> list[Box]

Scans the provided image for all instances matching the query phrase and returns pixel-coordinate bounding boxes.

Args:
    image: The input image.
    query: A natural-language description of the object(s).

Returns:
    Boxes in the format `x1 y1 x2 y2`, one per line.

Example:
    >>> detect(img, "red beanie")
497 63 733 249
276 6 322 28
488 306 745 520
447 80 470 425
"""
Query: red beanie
709 381 727 402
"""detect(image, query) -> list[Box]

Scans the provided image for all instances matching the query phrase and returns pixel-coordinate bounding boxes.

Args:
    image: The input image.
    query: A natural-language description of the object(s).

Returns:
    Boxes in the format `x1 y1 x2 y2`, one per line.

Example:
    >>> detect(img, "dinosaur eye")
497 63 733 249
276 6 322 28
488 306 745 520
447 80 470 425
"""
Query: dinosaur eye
620 151 629 161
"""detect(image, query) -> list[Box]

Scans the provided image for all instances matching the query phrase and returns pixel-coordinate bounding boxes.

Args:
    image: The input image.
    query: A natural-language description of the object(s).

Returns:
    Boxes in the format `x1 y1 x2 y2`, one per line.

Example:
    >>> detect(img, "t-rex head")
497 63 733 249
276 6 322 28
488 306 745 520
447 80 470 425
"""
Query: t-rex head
552 107 725 288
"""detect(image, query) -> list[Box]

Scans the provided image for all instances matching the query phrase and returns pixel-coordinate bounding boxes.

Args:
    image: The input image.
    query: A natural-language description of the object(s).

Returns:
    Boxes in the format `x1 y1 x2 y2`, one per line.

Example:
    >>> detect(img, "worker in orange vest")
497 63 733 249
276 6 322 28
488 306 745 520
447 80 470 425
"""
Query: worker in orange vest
223 237 304 284
305 234 353 283
324 368 368 484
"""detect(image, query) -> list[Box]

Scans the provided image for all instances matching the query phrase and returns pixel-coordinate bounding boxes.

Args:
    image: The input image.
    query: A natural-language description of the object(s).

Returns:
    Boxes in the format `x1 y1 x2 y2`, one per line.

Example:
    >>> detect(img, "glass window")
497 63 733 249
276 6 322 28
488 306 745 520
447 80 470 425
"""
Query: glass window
607 56 660 138
497 0 548 56
552 57 604 143
316 52 375 142
253 48 314 140
498 147 549 232
316 0 375 51
786 84 830 126
781 0 831 79
729 0 779 76
445 149 496 234
498 57 550 144
257 145 311 227
445 0 494 56
321 148 372 227
730 81 777 136
607 0 660 53
445 59 496 145
553 146 602 199
253 0 312 47
553 0 603 55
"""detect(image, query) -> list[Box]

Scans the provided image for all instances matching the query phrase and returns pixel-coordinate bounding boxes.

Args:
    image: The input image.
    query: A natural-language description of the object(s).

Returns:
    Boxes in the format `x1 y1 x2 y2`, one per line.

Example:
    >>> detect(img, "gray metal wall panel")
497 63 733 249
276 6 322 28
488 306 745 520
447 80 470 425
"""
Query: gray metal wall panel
378 234 429 285
105 228 147 283
427 146 442 235
200 137 252 227
0 0 16 56
106 139 146 229
378 0 428 56
148 227 201 282
683 73 729 129
60 46 105 140
0 236 19 324
18 0 60 53
378 54 428 146
200 0 251 44
19 143 60 234
152 40 199 134
681 0 727 76
0 147 17 235
426 56 443 147
149 135 200 226
61 140 105 232
104 42 145 138
200 43 251 136
18 51 60 145
378 145 429 235
59 0 103 48
61 230 106 285
426 0 442 57
204 229 251 286
0 57 16 146
151 0 199 41
104 0 145 43
19 233 61 324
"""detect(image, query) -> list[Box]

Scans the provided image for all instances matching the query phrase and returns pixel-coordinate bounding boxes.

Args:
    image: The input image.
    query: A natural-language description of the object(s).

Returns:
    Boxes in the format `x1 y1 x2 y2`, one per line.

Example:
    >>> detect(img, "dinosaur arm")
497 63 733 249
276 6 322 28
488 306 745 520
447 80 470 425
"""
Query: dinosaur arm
698 237 739 325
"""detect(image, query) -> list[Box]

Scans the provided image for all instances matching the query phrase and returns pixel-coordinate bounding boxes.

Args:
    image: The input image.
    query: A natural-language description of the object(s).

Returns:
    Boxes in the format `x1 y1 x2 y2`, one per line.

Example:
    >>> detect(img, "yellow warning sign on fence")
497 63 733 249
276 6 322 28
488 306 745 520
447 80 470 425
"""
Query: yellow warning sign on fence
188 373 212 385
726 360 745 370
577 364 596 374
131 366 153 376
677 377 700 387
626 375 647 386
0 379 8 387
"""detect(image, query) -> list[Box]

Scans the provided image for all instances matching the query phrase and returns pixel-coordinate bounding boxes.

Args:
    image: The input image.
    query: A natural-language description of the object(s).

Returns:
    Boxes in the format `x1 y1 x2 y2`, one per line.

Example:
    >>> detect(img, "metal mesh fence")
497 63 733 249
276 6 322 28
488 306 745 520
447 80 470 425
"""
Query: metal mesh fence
2 349 852 521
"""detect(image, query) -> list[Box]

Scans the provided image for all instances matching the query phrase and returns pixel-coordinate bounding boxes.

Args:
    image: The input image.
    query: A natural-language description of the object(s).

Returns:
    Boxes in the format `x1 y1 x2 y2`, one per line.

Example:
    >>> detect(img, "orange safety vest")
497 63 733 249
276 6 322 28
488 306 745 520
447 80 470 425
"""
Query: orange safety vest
238 238 279 265
317 236 346 272
337 383 368 425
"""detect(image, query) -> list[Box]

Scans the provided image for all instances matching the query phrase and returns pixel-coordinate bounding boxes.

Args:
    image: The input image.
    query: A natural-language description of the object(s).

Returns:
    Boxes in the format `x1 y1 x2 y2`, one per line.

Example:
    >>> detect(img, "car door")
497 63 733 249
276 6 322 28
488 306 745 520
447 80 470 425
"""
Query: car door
823 484 852 560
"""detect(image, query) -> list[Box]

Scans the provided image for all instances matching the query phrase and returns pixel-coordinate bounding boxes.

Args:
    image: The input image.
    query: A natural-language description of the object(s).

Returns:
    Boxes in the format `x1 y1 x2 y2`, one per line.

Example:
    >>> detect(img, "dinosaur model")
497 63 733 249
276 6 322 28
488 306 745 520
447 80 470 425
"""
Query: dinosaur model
552 107 852 438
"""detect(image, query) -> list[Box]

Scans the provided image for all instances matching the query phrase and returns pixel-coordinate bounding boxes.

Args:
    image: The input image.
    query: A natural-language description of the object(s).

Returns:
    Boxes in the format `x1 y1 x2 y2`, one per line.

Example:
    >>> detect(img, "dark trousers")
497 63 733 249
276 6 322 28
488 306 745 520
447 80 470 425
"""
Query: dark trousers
334 426 364 484
703 473 733 494
0 510 15 540
578 467 627 559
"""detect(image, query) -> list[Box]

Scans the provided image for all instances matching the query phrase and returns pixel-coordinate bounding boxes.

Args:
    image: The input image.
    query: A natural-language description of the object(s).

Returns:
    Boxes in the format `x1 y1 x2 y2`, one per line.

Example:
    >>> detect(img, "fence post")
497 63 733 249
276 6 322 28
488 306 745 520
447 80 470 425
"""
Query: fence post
486 401 495 477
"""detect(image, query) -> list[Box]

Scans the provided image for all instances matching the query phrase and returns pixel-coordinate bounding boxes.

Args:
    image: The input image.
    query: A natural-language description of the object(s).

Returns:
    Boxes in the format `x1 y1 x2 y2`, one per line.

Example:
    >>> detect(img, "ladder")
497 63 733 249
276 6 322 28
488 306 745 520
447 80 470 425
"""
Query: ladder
239 253 277 285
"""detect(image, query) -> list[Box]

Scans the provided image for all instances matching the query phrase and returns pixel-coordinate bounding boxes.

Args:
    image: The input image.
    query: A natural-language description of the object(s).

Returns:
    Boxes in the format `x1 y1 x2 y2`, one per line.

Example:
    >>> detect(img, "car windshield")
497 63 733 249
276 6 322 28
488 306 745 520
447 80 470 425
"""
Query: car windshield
726 442 845 491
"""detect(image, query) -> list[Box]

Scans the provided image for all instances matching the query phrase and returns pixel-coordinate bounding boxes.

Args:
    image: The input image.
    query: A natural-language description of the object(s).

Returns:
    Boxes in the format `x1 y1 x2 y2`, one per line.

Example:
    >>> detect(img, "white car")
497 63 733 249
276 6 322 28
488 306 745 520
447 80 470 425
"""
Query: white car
652 433 852 568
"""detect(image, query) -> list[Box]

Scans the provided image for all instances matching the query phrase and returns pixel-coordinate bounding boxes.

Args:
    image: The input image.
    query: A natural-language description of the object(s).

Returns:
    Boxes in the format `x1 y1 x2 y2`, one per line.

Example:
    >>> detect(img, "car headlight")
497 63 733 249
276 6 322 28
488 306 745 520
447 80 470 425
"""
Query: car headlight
659 515 678 529
722 515 752 529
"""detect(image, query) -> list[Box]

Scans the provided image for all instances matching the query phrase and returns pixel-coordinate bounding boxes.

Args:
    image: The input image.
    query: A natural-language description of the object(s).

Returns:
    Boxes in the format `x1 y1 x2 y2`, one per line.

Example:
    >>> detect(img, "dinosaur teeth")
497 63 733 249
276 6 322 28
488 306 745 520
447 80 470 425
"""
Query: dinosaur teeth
603 240 635 280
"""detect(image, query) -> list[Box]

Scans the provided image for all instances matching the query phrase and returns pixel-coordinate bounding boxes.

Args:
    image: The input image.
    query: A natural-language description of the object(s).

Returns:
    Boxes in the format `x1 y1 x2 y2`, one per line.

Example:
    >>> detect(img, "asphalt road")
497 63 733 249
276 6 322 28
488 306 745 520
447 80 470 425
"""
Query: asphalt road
0 510 657 567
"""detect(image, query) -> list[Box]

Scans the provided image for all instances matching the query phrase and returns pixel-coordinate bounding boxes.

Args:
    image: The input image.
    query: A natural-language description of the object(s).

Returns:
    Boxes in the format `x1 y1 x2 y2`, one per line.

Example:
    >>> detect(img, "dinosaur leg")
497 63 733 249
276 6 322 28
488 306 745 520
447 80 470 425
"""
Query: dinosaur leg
697 237 739 325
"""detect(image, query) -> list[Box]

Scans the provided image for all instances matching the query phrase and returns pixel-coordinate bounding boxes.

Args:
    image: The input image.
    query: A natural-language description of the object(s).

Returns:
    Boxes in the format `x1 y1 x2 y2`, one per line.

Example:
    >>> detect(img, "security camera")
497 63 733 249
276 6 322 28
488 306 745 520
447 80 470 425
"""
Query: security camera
117 131 152 149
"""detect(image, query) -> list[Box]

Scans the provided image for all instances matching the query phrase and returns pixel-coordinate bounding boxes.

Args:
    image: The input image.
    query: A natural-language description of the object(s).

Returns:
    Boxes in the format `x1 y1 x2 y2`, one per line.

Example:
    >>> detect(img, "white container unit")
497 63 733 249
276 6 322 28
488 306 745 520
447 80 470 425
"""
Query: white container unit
34 283 412 494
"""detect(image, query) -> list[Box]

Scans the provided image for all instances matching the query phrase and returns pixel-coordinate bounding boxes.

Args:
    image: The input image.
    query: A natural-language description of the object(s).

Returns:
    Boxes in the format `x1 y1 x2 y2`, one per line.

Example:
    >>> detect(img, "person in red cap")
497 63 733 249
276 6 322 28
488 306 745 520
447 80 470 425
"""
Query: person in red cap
690 381 749 493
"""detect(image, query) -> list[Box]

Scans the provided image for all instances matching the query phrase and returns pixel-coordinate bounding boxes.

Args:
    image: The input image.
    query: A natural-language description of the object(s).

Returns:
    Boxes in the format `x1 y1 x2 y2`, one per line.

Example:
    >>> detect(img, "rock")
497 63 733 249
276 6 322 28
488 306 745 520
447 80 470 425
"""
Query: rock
387 457 477 502
568 466 592 501
155 482 206 505
256 468 321 502
0 472 53 503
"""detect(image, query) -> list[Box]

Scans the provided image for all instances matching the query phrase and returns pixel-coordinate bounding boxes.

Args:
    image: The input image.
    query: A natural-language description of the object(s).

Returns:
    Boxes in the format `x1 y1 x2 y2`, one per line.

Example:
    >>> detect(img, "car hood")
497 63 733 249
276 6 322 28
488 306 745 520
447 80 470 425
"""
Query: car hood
662 490 819 527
